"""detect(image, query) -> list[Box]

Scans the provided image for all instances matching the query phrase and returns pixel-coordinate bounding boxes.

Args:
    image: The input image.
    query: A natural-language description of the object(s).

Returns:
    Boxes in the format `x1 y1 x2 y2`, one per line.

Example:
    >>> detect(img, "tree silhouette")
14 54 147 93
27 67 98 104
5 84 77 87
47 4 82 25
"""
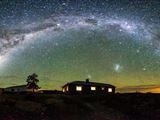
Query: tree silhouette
26 73 40 92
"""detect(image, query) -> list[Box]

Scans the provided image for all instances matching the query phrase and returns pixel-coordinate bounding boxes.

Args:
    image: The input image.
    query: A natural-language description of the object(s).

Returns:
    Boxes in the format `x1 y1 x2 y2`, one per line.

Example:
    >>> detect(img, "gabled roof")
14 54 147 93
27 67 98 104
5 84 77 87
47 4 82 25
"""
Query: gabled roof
5 85 27 89
63 81 115 88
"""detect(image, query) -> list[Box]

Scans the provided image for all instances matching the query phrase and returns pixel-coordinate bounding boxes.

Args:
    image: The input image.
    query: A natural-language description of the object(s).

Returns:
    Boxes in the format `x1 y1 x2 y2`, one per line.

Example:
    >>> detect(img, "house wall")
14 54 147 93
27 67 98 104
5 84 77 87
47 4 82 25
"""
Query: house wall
63 84 115 94
4 88 35 92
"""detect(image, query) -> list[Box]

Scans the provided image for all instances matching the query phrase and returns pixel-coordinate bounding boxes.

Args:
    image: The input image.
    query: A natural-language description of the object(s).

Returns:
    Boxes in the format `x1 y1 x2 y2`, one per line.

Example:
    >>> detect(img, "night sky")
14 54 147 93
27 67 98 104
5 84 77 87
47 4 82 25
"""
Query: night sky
0 0 160 92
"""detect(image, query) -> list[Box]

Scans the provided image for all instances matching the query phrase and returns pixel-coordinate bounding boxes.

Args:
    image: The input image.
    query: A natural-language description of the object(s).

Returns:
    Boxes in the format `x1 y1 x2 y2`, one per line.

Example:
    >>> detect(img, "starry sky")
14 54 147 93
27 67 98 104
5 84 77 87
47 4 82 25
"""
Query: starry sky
0 0 160 92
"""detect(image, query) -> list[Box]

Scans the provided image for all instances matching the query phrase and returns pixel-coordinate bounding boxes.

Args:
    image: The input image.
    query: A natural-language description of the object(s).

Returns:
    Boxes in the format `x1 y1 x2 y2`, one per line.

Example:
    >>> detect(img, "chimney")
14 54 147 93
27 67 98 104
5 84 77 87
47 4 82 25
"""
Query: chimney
86 78 89 83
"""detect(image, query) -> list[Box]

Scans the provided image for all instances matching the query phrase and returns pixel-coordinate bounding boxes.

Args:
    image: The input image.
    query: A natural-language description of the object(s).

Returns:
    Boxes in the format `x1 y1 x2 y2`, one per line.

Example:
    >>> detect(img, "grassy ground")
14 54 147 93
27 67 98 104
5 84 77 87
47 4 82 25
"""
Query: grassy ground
0 93 159 120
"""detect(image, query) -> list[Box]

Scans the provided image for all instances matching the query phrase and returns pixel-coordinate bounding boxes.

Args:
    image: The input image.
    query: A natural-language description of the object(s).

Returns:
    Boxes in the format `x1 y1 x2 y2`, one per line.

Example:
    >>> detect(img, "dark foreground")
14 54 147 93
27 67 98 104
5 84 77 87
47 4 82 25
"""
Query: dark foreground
0 93 160 120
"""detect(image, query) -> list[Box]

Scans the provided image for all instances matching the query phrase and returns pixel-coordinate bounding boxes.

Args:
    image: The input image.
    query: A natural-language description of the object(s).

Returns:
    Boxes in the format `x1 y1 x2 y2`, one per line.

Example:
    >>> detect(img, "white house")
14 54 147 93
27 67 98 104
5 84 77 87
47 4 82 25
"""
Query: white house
4 85 33 92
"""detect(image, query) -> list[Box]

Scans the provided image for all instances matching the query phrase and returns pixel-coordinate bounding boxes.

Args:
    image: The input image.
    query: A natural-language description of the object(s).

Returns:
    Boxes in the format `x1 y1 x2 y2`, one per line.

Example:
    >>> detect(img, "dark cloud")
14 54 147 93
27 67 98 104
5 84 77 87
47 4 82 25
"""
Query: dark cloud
84 18 97 25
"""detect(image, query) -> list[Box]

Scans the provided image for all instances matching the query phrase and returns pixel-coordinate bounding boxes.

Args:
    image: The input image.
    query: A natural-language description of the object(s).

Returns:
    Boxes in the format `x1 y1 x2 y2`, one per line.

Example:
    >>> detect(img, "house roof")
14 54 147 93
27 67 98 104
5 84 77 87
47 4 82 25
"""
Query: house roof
5 85 27 89
62 81 115 88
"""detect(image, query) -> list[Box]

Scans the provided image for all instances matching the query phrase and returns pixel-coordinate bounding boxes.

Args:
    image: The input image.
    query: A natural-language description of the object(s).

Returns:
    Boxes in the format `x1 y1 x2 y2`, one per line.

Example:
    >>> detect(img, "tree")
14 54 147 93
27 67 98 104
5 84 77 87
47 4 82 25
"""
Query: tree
26 73 40 92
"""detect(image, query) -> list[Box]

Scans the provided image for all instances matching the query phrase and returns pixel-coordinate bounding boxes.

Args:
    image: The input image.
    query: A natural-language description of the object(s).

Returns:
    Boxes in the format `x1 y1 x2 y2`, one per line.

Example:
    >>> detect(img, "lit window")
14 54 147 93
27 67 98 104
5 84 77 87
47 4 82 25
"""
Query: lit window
108 88 112 92
66 86 68 91
63 86 68 92
91 86 96 91
76 86 82 91
102 87 105 90
62 88 65 92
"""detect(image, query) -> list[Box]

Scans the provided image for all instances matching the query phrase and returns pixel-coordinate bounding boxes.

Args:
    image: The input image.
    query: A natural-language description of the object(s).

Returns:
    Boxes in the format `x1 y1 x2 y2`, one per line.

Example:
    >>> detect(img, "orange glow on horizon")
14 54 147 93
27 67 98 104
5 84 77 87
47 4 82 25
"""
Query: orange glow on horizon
141 87 160 93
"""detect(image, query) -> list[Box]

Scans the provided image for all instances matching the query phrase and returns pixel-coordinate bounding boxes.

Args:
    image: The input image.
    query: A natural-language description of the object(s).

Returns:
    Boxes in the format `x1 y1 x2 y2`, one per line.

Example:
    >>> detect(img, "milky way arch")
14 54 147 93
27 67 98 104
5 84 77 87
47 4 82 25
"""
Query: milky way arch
0 14 155 66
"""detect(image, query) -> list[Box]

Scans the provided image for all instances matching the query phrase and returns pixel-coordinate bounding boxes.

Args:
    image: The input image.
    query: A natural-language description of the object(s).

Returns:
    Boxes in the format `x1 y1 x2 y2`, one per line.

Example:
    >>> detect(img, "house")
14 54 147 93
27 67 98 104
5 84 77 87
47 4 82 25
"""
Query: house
62 79 116 94
4 85 37 93
0 88 4 94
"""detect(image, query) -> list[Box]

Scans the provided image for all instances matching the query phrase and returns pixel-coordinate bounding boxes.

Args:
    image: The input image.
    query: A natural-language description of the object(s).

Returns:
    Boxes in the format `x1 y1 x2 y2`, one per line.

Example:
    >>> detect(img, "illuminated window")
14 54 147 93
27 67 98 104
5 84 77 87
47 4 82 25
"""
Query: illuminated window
66 86 68 91
62 88 65 92
76 86 82 91
102 87 105 90
108 88 112 92
63 86 68 92
91 86 96 91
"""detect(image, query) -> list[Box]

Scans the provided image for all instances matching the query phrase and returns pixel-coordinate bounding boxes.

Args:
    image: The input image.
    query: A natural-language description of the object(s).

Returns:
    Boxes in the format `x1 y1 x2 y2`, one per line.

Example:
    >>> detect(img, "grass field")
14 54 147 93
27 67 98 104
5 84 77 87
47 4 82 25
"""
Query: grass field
0 93 159 120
